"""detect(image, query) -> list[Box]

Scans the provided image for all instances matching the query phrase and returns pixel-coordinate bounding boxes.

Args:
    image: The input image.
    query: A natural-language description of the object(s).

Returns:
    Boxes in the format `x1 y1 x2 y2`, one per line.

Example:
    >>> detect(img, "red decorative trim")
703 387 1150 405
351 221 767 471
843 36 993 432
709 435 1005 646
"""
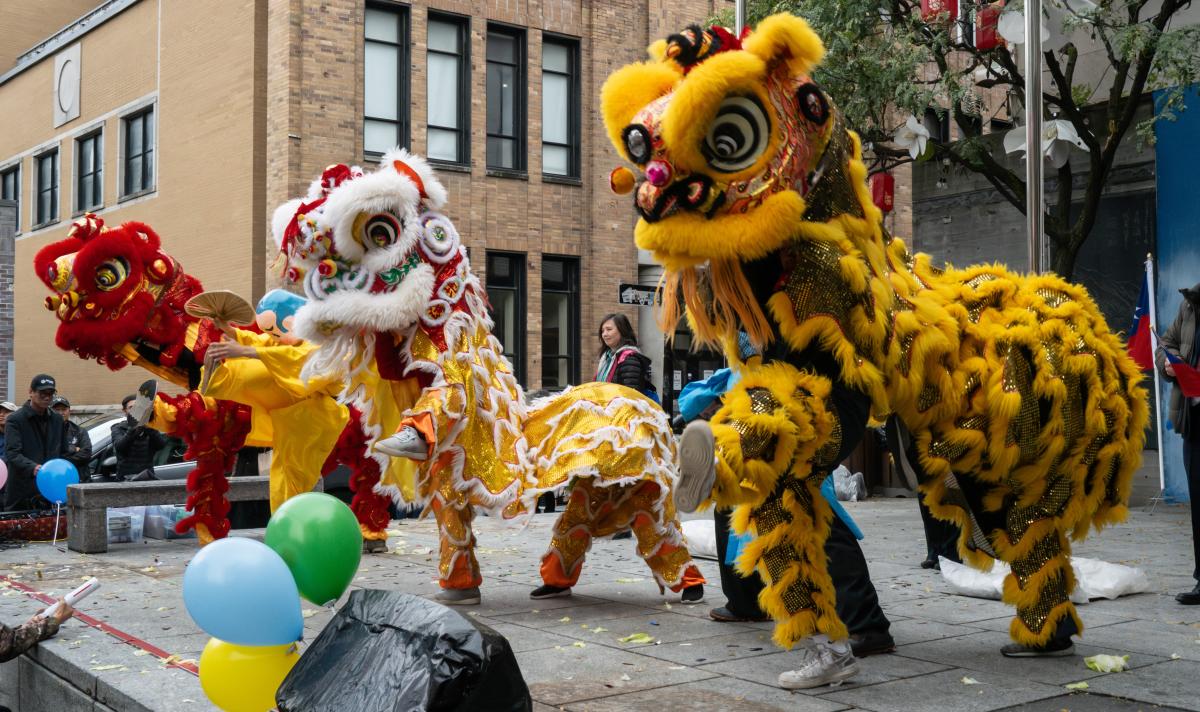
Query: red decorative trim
0 575 199 676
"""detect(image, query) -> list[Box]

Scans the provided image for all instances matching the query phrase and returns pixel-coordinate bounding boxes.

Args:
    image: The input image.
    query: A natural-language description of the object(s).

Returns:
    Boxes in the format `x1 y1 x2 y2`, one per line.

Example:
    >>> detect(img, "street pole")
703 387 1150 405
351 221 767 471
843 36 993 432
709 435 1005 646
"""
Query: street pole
735 0 746 35
1024 0 1043 274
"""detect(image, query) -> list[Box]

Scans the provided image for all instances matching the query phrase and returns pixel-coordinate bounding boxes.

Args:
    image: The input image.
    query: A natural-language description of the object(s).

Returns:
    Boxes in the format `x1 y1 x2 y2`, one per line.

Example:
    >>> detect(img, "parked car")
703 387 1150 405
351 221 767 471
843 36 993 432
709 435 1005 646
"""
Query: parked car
81 413 195 481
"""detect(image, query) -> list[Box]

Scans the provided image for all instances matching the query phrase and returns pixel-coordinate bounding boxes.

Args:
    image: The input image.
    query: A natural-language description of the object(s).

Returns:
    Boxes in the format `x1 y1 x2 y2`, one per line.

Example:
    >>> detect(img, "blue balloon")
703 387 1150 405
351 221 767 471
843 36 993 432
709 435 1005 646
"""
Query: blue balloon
183 537 304 646
36 459 78 504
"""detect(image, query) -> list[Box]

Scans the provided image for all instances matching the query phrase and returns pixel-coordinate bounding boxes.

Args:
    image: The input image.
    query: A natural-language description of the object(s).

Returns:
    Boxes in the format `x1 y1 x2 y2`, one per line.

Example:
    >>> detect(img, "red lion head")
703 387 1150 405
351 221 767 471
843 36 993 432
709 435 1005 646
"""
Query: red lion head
34 214 203 370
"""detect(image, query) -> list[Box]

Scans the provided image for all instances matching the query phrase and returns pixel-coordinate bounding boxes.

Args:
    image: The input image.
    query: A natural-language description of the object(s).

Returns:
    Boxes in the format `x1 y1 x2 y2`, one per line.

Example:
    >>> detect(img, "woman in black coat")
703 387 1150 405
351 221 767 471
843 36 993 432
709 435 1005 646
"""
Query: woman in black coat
594 313 656 398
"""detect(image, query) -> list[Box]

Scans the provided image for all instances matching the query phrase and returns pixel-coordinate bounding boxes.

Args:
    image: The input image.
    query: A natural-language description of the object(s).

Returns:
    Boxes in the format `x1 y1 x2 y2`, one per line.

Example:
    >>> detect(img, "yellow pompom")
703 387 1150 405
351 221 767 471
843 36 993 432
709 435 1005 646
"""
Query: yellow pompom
609 166 636 195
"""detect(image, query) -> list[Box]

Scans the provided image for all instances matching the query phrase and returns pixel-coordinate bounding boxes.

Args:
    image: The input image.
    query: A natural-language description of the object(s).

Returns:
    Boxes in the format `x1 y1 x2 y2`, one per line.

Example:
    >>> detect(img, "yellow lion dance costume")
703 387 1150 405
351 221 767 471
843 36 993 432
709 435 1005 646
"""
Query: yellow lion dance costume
601 14 1148 665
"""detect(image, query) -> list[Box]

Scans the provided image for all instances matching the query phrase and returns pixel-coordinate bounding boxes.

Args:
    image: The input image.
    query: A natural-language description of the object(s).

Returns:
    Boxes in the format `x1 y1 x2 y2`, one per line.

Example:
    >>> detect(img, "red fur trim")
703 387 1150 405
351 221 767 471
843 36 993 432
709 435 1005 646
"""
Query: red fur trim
320 407 391 534
163 392 251 539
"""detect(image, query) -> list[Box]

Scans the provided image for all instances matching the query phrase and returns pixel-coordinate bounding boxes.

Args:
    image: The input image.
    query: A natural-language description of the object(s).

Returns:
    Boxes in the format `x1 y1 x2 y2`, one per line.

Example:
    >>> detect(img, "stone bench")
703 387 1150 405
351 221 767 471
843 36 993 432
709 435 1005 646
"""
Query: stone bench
66 476 271 554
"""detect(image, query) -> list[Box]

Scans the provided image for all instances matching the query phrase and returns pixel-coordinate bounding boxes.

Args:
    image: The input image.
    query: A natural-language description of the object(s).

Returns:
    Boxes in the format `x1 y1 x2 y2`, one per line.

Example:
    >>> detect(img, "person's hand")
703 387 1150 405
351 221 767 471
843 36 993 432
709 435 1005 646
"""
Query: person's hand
33 464 41 476
205 341 257 364
50 599 75 625
1165 363 1176 377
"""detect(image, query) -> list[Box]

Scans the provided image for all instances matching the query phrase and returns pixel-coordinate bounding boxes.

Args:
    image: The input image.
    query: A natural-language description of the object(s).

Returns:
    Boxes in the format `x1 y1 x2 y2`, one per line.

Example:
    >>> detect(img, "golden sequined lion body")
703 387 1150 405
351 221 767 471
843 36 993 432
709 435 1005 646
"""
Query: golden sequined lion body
601 14 1147 649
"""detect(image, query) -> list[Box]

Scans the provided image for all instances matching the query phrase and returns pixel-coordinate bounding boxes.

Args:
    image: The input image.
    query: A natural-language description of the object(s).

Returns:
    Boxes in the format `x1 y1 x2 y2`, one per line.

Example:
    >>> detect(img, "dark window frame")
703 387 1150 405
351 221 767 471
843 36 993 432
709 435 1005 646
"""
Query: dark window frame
486 23 527 174
0 163 20 234
541 255 580 389
541 34 581 181
426 11 470 167
34 148 59 228
364 1 411 159
75 129 104 214
121 106 155 200
486 250 527 385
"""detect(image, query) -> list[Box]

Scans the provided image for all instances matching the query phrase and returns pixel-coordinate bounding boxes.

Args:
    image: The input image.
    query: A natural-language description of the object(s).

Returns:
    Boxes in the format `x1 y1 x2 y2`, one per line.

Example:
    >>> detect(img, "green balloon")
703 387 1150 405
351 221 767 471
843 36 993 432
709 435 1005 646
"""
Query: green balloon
265 493 363 606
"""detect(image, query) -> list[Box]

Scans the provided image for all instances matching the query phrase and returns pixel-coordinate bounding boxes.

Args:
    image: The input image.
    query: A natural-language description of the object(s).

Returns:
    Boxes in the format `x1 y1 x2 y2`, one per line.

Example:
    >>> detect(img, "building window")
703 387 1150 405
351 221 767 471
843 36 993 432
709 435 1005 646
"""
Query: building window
486 251 526 385
486 25 525 172
35 149 58 226
123 108 154 198
0 164 19 233
427 13 469 164
541 256 579 389
542 37 580 178
364 3 410 156
76 130 103 213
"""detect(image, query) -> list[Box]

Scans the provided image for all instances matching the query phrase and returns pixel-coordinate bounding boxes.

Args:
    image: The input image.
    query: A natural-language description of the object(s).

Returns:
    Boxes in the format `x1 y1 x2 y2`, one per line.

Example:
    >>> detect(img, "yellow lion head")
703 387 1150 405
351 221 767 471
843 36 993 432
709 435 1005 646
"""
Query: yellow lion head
602 14 838 270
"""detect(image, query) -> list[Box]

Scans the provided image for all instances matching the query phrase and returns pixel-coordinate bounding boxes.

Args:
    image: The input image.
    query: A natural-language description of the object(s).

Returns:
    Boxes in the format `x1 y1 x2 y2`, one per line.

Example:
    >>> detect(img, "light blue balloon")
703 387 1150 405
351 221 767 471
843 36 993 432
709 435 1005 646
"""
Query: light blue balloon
36 459 78 504
183 537 304 646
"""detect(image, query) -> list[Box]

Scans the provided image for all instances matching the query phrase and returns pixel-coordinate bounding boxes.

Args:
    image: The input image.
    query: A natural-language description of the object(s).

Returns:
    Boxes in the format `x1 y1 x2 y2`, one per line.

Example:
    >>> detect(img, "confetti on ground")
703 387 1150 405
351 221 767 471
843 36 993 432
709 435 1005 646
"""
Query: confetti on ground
618 632 655 645
558 616 571 623
1084 654 1130 673
1065 682 1089 690
302 609 318 618
960 677 981 685
139 567 158 573
615 578 643 584
1171 654 1182 660
591 627 608 634
572 641 586 648
619 673 631 681
91 664 127 671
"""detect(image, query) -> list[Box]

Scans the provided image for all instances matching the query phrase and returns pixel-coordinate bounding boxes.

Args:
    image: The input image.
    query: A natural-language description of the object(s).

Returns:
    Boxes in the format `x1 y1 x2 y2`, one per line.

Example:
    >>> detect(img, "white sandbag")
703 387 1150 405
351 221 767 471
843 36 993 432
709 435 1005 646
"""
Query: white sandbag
939 556 1149 604
1071 557 1151 600
832 465 867 502
682 518 718 560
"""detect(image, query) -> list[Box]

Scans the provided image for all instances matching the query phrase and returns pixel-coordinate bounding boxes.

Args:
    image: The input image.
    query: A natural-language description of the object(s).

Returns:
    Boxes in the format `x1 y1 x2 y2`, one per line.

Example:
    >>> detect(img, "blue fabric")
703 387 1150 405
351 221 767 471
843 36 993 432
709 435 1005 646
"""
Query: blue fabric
677 368 739 422
725 528 752 565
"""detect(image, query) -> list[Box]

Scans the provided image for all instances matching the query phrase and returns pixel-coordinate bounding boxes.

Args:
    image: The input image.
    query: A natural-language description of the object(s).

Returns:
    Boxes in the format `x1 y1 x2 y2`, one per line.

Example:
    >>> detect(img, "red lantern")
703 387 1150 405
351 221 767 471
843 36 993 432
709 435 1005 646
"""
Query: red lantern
976 2 1004 50
921 0 958 23
870 172 895 214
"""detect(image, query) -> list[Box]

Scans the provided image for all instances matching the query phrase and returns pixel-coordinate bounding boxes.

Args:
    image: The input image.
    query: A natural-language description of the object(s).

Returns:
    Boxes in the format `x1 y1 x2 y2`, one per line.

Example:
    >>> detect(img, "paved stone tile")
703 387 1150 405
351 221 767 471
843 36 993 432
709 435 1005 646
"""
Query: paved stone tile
1082 659 1200 709
894 630 1171 686
820 667 1064 712
537 610 756 648
471 617 582 653
472 590 614 618
994 691 1194 712
882 593 1014 624
887 616 988 645
969 608 1135 634
564 676 853 711
616 628 780 665
516 644 715 706
493 600 657 628
1072 619 1200 662
1083 592 1200 626
701 648 951 690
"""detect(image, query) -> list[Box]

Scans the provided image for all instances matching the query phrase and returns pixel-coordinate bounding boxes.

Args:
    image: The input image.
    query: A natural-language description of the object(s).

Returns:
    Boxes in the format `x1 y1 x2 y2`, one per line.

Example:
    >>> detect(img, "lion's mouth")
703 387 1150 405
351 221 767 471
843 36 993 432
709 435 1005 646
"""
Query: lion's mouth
634 174 720 223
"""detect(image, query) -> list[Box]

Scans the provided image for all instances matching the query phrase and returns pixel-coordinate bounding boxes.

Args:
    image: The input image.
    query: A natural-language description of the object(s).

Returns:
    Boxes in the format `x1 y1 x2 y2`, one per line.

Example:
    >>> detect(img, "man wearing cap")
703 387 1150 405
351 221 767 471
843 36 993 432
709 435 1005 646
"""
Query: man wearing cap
3 375 66 511
51 396 92 476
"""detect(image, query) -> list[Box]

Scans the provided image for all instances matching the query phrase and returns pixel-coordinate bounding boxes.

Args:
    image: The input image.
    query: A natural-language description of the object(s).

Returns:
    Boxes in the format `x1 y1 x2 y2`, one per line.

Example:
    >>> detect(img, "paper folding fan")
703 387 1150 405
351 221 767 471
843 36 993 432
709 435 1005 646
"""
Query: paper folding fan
184 291 257 327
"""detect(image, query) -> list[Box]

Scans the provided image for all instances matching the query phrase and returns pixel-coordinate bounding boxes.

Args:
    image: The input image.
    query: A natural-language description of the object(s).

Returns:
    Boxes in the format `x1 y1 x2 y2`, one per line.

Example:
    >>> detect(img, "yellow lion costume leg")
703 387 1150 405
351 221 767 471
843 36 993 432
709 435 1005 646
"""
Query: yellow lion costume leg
705 363 847 649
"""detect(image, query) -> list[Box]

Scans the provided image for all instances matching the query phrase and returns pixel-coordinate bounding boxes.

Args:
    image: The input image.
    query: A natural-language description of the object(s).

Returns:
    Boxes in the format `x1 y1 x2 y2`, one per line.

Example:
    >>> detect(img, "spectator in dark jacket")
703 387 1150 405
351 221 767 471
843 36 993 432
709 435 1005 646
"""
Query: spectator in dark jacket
112 394 169 480
51 397 92 477
4 375 65 511
594 313 656 398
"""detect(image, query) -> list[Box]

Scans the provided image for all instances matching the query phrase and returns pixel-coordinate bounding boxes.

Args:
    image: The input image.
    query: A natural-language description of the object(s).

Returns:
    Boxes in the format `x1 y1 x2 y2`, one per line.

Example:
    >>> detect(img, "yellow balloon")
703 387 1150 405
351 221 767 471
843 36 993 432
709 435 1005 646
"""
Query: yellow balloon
199 638 301 712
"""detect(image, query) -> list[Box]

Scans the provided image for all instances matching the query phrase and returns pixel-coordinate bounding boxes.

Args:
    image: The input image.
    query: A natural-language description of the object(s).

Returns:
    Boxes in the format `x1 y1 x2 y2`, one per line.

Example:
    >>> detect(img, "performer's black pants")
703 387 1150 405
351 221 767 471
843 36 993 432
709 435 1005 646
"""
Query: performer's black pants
714 505 891 635
1184 404 1200 582
919 495 962 564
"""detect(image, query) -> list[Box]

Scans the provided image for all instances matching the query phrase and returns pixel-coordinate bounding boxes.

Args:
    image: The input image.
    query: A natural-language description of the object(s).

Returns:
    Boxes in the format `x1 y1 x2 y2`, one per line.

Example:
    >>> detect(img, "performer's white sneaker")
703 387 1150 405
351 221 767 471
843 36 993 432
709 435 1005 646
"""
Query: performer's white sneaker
374 427 429 461
777 639 860 690
675 421 716 513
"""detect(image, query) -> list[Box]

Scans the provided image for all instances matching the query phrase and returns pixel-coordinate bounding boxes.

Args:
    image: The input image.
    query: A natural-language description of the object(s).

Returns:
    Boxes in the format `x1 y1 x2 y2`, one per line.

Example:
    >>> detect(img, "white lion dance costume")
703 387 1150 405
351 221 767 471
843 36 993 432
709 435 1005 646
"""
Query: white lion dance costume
272 153 704 600
599 13 1148 678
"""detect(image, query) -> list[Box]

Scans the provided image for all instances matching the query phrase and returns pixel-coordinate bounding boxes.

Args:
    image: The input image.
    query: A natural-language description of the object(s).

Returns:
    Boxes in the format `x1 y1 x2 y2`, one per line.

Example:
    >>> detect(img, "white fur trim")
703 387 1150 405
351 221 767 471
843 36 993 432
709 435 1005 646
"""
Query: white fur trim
293 262 435 341
321 171 422 262
271 198 303 250
381 148 448 209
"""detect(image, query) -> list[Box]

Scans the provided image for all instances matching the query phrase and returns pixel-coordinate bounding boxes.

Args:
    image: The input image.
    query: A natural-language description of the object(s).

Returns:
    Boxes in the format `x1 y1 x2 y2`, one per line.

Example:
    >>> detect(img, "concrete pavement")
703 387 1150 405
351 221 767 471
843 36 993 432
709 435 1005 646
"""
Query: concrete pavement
0 491 1197 711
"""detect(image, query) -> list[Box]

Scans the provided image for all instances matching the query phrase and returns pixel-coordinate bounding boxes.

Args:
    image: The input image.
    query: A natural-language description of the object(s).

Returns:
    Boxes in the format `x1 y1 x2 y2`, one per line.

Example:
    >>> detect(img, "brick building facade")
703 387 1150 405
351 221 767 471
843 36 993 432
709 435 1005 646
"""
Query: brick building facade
1 0 723 406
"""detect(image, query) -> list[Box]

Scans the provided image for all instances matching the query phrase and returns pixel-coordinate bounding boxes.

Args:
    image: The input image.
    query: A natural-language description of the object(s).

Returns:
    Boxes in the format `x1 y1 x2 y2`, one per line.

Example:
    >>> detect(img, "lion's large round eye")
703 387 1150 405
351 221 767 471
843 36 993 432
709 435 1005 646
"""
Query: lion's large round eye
703 96 770 173
622 124 652 164
94 258 129 292
362 214 401 249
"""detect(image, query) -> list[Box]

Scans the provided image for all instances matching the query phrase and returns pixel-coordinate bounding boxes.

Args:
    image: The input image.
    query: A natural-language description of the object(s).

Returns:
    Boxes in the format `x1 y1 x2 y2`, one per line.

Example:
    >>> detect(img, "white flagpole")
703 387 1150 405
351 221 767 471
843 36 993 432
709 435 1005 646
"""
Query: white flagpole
1146 254 1167 494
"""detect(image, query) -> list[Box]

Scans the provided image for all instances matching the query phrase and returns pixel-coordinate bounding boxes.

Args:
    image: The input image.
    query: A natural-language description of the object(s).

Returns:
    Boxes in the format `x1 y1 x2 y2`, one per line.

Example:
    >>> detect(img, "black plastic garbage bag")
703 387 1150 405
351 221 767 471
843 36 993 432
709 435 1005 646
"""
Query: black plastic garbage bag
275 589 530 712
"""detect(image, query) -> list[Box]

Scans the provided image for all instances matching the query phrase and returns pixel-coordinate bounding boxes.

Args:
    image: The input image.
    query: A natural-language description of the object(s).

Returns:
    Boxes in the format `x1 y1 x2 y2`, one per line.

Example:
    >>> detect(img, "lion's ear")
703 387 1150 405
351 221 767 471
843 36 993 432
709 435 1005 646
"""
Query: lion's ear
742 13 824 77
600 57 682 159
